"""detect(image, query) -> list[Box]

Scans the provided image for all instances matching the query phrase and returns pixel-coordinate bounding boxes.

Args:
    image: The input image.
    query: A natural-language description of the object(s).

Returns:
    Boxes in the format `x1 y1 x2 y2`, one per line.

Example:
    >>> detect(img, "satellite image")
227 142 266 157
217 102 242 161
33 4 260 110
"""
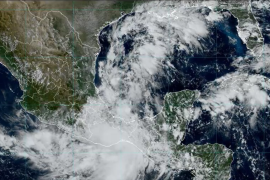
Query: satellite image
0 0 269 179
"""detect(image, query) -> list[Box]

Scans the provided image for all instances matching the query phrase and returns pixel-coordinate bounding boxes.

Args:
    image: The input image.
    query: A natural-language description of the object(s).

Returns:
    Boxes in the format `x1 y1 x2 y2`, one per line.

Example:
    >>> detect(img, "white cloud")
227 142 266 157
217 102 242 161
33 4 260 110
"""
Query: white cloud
0 1 238 179
249 110 258 128
199 72 270 129
247 85 269 107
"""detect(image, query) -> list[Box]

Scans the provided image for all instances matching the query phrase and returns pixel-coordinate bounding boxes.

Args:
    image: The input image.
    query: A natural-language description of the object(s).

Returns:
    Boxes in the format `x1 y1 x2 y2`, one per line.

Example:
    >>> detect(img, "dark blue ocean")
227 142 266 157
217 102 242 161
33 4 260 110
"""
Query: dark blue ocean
94 6 269 180
182 5 270 180
0 63 46 180
0 4 269 180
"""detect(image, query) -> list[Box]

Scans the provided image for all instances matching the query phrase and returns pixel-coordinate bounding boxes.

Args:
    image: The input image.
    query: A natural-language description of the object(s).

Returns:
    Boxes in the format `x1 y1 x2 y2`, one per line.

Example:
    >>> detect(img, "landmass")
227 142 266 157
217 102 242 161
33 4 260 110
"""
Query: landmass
214 1 264 53
154 90 233 179
0 1 238 179
0 1 135 124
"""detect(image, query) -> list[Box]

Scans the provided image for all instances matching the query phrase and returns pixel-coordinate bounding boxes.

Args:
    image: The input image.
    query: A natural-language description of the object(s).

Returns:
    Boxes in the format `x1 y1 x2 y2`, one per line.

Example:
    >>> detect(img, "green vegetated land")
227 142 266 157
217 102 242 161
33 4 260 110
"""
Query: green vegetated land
155 90 198 144
155 90 233 179
0 1 137 124
0 1 234 178
176 144 233 180
215 2 264 51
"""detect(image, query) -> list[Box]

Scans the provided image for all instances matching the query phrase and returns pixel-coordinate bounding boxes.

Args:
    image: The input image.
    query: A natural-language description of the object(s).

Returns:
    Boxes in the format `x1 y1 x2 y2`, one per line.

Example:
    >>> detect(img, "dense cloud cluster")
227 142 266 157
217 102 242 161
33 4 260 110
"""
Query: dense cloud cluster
1 1 270 180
